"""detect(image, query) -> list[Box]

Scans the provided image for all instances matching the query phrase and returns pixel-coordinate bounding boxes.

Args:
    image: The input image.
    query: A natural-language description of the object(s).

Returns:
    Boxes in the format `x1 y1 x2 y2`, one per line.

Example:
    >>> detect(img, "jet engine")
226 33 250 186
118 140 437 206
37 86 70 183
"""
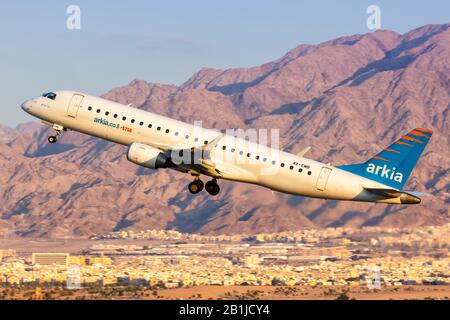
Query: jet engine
127 142 171 169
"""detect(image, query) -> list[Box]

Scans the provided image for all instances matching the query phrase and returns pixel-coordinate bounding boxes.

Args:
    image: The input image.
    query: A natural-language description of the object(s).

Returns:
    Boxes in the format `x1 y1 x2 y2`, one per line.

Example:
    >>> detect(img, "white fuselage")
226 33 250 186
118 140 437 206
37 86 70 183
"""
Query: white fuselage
21 91 394 202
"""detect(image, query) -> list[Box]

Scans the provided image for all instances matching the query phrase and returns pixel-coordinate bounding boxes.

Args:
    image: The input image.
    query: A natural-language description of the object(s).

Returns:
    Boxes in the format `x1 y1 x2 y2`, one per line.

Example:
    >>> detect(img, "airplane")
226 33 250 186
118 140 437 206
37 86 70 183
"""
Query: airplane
21 90 433 204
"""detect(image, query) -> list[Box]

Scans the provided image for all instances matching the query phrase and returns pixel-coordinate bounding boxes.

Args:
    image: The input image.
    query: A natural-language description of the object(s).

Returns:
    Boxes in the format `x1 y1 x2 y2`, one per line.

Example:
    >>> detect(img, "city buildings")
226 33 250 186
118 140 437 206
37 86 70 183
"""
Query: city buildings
0 224 448 289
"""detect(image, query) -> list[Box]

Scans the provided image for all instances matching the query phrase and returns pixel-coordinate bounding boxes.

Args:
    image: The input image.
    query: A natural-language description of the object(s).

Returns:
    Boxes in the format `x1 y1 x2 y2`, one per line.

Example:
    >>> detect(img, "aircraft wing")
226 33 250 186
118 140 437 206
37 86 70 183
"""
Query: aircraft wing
144 134 225 177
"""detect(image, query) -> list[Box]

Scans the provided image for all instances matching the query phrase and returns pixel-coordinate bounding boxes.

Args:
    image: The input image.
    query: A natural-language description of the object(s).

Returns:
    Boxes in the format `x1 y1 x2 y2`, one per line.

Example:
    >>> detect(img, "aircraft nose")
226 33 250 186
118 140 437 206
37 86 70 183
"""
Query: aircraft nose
21 100 31 111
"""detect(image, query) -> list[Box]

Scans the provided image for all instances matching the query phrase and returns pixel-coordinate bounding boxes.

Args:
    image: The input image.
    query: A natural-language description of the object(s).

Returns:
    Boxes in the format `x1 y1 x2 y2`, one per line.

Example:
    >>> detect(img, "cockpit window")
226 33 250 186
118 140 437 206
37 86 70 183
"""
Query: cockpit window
42 92 57 100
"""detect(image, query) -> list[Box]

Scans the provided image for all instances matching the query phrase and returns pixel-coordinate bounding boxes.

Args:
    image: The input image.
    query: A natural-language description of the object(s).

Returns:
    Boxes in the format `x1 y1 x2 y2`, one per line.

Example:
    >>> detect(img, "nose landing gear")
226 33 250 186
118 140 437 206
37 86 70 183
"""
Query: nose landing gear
47 124 65 144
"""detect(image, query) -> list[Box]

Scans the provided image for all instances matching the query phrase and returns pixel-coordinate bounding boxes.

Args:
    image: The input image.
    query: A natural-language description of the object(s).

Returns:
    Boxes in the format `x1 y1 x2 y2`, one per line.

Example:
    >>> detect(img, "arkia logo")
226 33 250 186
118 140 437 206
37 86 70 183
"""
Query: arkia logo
366 163 403 183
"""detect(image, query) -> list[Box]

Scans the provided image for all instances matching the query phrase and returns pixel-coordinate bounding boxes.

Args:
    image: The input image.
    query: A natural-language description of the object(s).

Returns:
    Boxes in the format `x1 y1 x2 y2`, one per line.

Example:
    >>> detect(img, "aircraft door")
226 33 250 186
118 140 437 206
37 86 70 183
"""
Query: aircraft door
316 167 332 191
67 94 84 118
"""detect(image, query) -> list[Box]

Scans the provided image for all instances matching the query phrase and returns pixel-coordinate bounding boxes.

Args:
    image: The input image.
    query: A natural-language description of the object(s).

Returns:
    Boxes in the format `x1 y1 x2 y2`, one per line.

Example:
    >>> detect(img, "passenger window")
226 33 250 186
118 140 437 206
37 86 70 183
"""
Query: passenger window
88 106 92 111
122 116 126 121
289 166 294 170
256 155 260 160
272 160 276 165
185 134 189 139
263 158 267 162
281 163 285 167
308 171 312 175
231 148 235 153
298 168 303 173
139 121 144 126
157 127 161 131
247 153 251 157
222 146 226 150
204 140 208 145
131 119 135 124
96 109 101 113
194 137 198 142
175 132 179 136
114 114 118 118
105 111 109 116
166 129 170 133
239 151 243 155
148 124 152 128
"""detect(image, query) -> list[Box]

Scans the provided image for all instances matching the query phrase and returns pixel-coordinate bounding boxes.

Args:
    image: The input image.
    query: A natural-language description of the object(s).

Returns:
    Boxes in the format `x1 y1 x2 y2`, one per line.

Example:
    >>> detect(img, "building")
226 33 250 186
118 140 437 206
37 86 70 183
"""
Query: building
86 256 112 265
0 249 16 261
67 255 112 266
242 254 261 267
32 253 70 266
7 275 20 284
68 255 86 266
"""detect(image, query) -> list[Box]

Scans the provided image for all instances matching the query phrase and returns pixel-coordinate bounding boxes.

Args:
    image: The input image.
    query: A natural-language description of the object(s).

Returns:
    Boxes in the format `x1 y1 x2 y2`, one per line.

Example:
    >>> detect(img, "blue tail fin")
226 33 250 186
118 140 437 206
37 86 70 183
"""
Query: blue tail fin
337 128 433 190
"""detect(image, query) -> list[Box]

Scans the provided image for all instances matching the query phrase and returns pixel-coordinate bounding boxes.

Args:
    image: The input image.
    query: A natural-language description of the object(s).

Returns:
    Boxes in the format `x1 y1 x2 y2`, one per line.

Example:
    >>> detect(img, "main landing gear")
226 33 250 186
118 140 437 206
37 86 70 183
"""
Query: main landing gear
188 178 204 194
188 178 220 196
205 179 220 196
47 124 65 144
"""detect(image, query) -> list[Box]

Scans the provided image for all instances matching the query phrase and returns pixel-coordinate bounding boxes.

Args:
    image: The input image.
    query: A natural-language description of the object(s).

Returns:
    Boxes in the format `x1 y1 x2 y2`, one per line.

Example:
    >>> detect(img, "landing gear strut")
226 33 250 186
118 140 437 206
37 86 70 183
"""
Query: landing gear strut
47 124 64 144
205 179 220 196
188 178 204 194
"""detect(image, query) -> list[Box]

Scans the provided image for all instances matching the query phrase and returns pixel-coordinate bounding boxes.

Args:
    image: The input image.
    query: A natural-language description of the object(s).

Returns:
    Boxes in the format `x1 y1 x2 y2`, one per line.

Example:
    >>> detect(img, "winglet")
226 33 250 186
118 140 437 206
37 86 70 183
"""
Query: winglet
203 133 225 152
297 146 311 157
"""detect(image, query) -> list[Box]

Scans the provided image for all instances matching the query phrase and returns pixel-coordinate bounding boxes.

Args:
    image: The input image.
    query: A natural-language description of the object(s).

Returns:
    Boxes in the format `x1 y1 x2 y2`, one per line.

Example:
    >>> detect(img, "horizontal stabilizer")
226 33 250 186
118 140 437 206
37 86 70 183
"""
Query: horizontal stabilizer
363 187 403 198
403 191 432 198
363 187 422 204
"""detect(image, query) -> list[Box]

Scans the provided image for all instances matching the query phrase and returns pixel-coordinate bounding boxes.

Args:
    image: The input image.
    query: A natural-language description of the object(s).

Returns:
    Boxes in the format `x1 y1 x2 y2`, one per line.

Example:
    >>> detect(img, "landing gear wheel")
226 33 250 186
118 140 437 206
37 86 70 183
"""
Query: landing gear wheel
188 179 204 194
48 124 64 144
205 179 220 196
48 135 58 144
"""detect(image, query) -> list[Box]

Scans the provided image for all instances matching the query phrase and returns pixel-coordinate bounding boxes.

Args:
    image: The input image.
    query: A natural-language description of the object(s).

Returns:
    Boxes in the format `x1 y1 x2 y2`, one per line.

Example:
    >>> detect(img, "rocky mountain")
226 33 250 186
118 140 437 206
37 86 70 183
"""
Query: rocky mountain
0 23 449 238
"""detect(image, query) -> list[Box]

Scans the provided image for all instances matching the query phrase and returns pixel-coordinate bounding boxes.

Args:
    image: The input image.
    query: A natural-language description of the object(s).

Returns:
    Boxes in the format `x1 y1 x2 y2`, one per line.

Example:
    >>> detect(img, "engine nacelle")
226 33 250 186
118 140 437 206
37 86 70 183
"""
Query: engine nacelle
127 142 170 169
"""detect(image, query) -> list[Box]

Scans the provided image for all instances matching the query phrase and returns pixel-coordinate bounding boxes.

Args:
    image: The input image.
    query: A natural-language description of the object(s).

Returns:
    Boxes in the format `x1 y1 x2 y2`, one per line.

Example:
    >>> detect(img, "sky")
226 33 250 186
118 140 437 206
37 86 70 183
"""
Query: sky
0 0 449 126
